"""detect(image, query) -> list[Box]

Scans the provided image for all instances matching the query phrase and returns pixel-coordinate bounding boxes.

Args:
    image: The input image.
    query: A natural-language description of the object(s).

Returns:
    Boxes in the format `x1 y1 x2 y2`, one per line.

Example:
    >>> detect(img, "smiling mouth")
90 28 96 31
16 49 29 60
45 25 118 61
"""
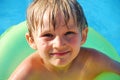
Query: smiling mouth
50 51 70 56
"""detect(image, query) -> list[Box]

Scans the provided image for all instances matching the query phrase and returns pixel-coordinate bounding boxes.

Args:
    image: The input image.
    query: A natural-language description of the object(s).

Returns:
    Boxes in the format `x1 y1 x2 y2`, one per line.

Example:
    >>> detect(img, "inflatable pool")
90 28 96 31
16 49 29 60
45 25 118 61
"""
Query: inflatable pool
0 21 120 80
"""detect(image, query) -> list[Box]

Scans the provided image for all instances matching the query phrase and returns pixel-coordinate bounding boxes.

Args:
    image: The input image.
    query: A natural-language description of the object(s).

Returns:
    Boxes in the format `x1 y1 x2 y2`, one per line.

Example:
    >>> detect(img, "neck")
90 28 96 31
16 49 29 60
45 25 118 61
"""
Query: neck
42 61 72 75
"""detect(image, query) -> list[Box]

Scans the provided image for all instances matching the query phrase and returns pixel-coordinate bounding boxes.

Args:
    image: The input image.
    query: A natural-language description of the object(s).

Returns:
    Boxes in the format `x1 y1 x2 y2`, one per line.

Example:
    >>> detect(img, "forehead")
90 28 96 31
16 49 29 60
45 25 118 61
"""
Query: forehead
40 8 76 31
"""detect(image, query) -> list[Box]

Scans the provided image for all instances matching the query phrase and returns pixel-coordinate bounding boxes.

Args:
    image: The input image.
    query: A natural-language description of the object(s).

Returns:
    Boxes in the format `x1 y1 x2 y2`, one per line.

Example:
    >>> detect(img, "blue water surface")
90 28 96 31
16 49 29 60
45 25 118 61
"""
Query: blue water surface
0 0 31 34
78 0 120 55
0 0 120 55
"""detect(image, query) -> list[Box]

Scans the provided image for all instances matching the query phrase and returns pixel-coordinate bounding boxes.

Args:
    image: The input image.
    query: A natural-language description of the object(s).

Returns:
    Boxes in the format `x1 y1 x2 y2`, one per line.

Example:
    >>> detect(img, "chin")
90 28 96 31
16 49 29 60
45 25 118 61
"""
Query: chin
51 58 71 68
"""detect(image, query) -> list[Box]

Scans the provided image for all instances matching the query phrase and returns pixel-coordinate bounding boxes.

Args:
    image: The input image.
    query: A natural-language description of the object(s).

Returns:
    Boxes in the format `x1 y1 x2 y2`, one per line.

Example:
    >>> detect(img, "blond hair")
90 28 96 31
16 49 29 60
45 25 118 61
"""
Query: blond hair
27 0 88 36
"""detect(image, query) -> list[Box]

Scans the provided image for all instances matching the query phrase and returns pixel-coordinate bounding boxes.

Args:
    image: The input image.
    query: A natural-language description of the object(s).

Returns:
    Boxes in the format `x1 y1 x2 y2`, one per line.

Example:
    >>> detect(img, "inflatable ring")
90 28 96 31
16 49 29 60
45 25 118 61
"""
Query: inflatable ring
95 72 120 80
0 21 120 80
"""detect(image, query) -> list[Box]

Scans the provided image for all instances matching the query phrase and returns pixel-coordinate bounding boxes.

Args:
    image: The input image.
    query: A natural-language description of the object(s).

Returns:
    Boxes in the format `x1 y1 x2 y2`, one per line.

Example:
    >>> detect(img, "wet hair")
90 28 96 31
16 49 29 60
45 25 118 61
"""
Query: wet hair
27 0 88 37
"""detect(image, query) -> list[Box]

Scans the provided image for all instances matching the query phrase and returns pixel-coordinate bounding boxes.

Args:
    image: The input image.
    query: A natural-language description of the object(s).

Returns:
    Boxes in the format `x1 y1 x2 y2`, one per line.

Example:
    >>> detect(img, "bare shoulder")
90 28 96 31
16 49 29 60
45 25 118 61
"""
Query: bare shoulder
8 52 43 80
80 47 120 74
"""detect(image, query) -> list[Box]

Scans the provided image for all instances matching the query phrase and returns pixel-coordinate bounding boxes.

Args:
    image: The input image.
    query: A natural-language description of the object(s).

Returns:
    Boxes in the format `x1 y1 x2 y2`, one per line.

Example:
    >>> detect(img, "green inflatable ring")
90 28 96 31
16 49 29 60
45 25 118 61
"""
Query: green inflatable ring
0 21 120 80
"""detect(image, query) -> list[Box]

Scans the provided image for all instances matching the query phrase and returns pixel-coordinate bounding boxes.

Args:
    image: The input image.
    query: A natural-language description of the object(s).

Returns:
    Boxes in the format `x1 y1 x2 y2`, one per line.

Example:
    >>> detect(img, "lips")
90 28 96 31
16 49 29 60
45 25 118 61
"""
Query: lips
50 51 70 56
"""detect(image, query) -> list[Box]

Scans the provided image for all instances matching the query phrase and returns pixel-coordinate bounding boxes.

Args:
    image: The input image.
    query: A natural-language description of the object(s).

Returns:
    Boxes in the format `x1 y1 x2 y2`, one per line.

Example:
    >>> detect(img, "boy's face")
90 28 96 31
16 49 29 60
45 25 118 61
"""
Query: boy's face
26 10 88 69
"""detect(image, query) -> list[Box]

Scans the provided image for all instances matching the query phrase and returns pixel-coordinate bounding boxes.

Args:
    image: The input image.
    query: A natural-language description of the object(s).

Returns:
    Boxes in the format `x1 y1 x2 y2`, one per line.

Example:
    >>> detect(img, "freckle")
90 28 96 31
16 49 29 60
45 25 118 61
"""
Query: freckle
41 42 45 45
41 42 47 47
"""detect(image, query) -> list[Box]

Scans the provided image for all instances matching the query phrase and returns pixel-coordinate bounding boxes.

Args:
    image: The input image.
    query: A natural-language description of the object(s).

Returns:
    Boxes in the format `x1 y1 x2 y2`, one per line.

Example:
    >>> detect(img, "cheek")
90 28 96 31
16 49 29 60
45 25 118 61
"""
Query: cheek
36 39 50 52
68 35 81 47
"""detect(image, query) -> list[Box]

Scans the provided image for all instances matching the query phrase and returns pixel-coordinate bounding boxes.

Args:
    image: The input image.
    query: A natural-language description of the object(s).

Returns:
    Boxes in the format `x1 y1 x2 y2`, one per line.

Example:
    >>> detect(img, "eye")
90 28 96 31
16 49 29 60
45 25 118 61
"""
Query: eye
64 31 76 39
65 31 75 35
42 33 54 38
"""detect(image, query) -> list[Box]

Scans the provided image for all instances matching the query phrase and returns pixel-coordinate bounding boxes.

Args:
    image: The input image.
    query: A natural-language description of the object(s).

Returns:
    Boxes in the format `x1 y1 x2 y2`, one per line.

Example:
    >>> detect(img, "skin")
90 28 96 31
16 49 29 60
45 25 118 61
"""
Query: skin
8 10 120 80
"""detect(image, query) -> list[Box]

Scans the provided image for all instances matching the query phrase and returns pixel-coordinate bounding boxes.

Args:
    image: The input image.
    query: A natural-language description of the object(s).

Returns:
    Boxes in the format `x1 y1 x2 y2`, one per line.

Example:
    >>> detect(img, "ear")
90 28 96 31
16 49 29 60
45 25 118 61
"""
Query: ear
25 33 37 50
80 27 88 45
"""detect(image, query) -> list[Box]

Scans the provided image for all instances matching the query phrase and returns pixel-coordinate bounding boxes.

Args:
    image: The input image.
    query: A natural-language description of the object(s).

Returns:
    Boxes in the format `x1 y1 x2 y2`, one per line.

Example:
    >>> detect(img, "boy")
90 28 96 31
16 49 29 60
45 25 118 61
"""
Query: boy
9 0 120 80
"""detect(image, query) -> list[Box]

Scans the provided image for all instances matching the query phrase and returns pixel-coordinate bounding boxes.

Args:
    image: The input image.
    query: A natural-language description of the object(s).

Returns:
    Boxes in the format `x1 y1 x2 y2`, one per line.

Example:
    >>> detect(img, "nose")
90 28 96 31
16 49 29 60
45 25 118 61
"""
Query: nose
52 36 66 49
